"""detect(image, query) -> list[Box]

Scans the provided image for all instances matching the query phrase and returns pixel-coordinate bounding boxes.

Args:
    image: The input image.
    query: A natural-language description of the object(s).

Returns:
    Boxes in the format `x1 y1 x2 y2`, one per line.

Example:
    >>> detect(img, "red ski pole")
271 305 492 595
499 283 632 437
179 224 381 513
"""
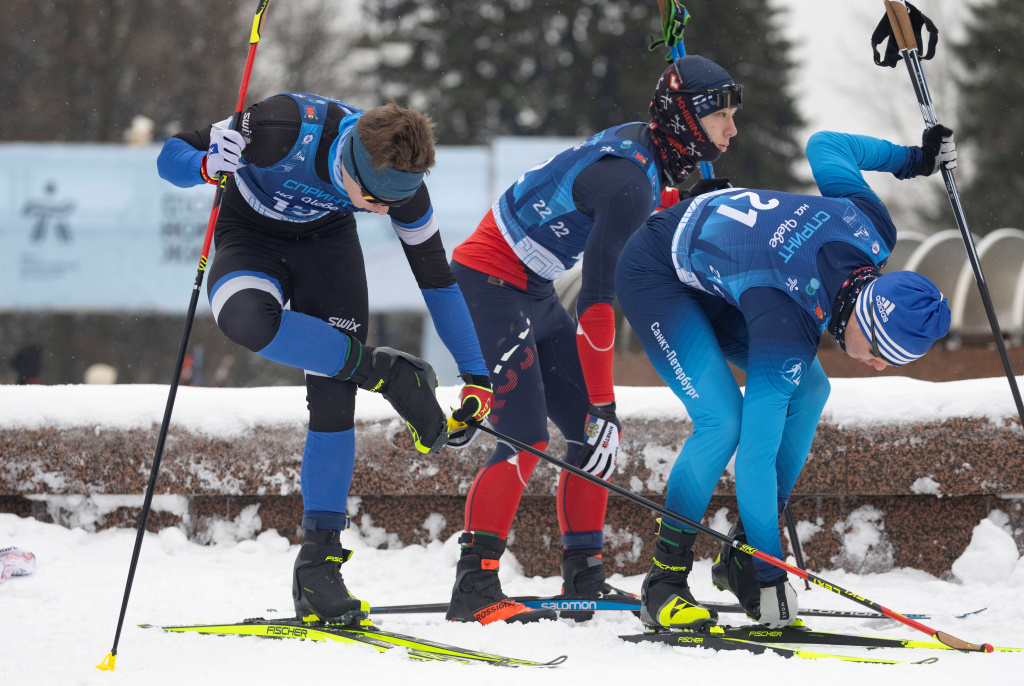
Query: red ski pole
96 0 273 671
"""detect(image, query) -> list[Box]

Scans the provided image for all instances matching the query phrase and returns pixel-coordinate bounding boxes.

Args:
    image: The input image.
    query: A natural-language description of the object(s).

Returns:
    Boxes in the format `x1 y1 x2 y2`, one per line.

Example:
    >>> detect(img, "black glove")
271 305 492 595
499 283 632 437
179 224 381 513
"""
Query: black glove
576 403 620 481
688 177 729 198
335 339 448 454
685 177 733 198
915 124 956 177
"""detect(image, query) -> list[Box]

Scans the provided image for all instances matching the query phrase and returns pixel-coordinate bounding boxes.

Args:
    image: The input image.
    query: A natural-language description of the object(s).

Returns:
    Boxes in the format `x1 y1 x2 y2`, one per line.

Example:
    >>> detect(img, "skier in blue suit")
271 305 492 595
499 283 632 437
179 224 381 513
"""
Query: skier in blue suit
157 94 494 625
615 125 956 629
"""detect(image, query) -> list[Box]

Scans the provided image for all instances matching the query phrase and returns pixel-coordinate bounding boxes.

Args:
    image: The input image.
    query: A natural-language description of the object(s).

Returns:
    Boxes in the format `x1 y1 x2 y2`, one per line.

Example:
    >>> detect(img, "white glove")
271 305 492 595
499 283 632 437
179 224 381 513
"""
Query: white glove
205 128 246 178
577 403 620 480
756 577 799 628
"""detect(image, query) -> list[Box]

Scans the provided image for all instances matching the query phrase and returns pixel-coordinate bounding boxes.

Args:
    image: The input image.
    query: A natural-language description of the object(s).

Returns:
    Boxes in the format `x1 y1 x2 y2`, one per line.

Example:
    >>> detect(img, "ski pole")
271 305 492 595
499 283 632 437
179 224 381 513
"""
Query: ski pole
783 505 811 590
96 0 273 672
880 0 1024 428
654 1 714 180
465 419 994 653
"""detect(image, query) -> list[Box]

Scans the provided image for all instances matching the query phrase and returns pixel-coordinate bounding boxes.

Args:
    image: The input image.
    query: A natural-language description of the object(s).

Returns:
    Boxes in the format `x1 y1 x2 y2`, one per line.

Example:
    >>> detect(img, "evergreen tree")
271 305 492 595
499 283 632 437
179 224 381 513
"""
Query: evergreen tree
369 0 803 190
955 0 1024 235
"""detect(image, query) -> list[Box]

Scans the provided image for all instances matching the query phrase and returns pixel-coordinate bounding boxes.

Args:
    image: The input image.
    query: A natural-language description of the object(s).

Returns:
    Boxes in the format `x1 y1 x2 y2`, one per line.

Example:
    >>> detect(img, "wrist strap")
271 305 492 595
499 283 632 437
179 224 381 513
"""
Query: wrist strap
199 155 218 185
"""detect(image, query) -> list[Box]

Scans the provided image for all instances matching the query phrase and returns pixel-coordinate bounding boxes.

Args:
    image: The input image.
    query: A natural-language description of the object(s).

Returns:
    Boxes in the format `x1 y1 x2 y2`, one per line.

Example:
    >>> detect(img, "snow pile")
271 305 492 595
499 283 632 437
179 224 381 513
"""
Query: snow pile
831 505 894 573
952 514 1022 585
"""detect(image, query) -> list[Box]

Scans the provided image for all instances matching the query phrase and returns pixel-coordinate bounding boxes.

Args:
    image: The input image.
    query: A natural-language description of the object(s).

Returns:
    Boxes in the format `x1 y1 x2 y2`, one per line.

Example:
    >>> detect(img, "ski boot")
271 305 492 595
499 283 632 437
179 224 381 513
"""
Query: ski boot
559 548 614 622
292 528 369 625
711 517 760 618
640 519 718 631
446 532 556 625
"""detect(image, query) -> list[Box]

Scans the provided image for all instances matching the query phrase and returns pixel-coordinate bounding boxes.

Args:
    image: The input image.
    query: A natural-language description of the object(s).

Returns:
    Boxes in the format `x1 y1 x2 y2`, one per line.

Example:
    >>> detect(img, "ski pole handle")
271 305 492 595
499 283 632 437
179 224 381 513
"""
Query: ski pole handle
884 0 917 52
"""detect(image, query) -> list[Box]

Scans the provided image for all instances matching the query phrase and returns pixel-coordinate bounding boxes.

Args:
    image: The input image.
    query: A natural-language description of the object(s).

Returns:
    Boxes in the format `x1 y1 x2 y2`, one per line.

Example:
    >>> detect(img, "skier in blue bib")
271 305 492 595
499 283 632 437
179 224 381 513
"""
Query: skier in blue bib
157 94 493 625
615 124 956 629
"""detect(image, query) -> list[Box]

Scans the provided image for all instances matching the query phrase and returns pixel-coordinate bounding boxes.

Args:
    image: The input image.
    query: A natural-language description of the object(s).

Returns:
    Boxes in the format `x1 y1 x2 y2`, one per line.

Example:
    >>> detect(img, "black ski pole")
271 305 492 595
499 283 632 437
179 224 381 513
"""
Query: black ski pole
783 505 811 590
96 0 273 671
465 419 994 652
880 0 1024 428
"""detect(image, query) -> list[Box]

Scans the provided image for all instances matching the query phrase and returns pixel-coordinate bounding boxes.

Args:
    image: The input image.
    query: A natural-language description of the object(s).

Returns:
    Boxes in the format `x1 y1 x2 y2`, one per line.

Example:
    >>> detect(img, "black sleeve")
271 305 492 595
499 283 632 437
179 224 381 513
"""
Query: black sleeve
171 95 303 167
172 126 212 152
573 156 656 313
385 183 431 225
399 231 457 290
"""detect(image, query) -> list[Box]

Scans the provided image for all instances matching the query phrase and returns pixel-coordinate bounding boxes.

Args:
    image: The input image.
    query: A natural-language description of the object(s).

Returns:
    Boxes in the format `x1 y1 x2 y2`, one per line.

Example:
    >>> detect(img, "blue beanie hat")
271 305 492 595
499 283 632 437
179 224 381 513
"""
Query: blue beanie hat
673 55 736 117
854 272 951 366
338 124 424 202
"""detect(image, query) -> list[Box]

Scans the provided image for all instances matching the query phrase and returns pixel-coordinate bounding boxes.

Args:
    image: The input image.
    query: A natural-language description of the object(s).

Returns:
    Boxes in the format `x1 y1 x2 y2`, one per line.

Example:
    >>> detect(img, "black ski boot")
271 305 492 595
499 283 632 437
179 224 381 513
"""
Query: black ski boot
559 549 610 622
640 519 718 631
711 517 761 618
446 532 556 625
292 528 369 625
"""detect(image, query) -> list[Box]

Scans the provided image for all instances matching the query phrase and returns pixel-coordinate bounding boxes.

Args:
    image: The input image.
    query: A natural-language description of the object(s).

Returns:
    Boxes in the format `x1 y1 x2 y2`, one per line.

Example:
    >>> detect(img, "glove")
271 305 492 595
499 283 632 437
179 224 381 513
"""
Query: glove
576 403 620 480
915 124 956 177
447 373 492 449
336 340 448 454
754 576 799 628
203 128 246 181
686 177 733 198
451 374 493 423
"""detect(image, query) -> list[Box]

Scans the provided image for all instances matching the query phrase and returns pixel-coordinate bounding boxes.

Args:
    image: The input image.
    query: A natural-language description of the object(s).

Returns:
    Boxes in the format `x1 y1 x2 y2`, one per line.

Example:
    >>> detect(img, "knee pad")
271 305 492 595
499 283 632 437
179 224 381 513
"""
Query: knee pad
214 287 282 352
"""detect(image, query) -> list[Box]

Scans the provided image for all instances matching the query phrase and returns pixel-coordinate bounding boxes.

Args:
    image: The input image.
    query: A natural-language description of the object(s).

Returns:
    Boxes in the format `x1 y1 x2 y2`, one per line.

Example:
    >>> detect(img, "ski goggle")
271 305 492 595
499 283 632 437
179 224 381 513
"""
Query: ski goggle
674 83 743 111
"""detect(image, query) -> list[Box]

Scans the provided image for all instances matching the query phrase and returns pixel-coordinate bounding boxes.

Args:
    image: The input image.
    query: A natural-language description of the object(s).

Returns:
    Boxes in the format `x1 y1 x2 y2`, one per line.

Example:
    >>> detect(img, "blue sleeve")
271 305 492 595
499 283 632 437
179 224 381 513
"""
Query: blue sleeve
157 137 206 188
806 131 923 203
421 283 489 377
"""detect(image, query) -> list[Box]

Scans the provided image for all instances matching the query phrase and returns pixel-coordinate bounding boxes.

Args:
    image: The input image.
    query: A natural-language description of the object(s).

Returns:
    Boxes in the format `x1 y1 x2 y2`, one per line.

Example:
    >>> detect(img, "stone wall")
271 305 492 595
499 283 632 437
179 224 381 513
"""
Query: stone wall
3 403 1022 579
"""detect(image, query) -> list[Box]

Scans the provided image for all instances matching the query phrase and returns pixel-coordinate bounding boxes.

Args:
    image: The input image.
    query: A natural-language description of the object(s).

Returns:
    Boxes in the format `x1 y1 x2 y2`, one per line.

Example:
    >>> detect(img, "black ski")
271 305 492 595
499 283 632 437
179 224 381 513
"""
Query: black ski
620 629 939 664
704 620 1018 653
140 617 566 667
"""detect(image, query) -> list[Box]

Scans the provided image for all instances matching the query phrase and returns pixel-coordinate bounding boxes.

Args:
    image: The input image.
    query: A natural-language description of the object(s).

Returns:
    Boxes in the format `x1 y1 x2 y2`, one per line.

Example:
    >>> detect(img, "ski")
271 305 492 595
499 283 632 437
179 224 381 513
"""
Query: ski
706 620 1018 653
620 629 939 664
370 592 982 622
139 617 567 667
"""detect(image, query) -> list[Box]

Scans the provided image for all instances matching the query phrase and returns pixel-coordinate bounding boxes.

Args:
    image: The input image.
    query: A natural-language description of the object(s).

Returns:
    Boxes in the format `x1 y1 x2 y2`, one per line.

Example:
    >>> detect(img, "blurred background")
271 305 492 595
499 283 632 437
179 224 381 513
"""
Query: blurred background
1 0 1022 389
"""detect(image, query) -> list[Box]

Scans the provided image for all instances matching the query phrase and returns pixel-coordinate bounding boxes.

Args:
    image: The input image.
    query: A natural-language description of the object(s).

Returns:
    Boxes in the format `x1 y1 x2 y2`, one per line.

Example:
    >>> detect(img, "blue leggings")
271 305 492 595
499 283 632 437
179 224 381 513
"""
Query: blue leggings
616 235 828 576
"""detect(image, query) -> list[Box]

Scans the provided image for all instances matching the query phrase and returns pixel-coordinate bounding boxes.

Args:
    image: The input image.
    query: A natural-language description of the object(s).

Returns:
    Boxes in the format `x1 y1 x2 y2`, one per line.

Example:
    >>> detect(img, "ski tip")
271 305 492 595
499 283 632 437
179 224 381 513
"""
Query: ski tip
95 652 116 671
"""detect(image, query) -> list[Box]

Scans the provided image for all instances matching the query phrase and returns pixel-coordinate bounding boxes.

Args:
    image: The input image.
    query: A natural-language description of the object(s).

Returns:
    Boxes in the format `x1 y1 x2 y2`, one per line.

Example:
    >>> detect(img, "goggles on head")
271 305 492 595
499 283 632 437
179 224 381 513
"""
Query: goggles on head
674 83 743 111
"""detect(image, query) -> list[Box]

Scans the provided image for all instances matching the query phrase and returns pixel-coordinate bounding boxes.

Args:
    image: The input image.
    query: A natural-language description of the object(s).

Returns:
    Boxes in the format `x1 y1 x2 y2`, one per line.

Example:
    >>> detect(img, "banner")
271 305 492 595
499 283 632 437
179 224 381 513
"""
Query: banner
0 138 580 312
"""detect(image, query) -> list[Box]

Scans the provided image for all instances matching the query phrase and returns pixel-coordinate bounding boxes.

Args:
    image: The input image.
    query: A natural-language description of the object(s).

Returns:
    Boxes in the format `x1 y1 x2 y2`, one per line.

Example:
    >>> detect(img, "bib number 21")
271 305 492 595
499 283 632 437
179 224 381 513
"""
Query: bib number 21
715 191 779 227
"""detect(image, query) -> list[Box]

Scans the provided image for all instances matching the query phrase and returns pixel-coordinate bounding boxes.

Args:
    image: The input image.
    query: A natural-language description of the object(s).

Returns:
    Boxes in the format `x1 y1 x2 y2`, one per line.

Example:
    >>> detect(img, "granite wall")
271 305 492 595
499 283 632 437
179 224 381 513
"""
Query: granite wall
3 411 1022 579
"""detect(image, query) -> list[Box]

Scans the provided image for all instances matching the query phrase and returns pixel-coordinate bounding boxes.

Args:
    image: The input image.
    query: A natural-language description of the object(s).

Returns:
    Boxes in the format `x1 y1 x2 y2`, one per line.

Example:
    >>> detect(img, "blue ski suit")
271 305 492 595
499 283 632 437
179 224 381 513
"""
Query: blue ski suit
615 131 923 581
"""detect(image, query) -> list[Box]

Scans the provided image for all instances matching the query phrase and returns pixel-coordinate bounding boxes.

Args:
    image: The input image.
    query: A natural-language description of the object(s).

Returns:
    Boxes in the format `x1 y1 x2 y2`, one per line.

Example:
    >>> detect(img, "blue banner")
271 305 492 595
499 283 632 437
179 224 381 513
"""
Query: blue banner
0 139 575 312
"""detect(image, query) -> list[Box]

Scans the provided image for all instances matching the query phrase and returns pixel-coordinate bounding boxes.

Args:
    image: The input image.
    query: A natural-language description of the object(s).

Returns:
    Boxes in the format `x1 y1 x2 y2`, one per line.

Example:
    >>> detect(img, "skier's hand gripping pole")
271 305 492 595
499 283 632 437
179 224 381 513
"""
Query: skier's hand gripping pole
877 0 1024 432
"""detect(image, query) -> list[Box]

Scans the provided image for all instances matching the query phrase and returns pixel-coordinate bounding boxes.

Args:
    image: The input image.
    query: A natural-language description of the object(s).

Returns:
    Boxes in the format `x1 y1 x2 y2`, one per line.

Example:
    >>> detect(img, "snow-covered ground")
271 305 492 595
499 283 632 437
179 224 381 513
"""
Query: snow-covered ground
2 376 1022 682
2 509 1022 685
